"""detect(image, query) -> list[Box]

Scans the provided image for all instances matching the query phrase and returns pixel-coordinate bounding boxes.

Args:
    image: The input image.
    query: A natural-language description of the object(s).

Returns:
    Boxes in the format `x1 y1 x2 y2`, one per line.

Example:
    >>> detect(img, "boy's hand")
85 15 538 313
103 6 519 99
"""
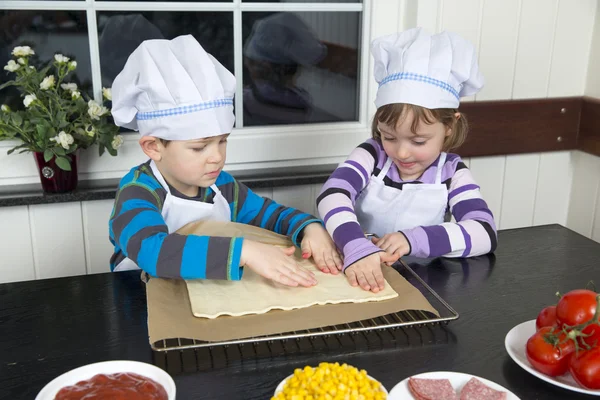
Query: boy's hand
300 223 343 275
240 240 317 287
371 232 410 266
344 252 396 293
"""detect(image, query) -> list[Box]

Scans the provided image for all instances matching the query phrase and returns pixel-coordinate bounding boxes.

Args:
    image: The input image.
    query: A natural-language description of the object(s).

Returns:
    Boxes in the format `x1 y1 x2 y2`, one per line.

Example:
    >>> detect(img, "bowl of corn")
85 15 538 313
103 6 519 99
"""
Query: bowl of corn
272 362 388 400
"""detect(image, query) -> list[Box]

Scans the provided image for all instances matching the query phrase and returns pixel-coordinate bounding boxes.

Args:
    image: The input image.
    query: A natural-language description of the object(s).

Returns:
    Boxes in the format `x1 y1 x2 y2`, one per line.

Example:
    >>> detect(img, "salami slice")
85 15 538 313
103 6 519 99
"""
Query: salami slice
459 377 507 400
408 377 459 400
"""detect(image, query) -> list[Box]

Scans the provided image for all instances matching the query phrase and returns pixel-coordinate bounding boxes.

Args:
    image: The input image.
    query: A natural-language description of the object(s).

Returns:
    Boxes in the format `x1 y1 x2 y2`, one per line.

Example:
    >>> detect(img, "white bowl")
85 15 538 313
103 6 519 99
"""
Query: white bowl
35 360 176 400
275 373 388 396
388 371 519 399
505 319 600 396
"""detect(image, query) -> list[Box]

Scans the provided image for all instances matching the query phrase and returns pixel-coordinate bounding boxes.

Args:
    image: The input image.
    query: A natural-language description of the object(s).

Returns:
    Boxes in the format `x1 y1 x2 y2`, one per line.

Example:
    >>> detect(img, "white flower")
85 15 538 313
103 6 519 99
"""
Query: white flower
111 135 124 150
68 61 77 70
1 105 10 113
29 66 35 70
87 100 108 120
17 58 26 65
23 94 37 108
12 46 34 57
40 75 55 90
102 87 112 101
51 131 74 150
4 60 20 72
61 83 78 92
54 54 70 64
85 125 95 137
71 90 81 100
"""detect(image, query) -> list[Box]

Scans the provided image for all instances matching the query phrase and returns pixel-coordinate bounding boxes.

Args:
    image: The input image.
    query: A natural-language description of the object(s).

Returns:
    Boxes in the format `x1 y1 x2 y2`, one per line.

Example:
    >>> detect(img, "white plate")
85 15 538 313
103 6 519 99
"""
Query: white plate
505 319 600 396
388 371 519 399
274 373 388 396
35 360 176 400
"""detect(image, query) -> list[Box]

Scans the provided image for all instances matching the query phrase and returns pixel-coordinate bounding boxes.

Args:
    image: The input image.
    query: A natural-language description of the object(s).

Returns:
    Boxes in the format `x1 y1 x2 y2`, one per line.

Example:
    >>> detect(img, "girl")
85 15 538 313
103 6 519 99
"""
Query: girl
317 28 497 293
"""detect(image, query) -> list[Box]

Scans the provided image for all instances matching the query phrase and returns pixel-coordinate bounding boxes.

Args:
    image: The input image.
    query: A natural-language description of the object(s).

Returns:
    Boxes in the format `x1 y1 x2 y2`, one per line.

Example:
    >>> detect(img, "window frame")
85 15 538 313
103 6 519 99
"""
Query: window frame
0 0 401 184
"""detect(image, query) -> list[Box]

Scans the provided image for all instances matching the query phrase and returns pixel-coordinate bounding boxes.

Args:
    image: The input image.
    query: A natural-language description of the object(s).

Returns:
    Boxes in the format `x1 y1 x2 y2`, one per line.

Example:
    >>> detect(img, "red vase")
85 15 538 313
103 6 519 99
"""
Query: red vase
33 152 78 193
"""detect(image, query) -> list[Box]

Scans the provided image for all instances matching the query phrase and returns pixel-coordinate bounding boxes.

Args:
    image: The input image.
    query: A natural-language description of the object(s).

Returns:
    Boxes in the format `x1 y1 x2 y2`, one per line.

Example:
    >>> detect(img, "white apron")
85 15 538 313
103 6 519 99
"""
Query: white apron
355 153 448 237
114 160 231 272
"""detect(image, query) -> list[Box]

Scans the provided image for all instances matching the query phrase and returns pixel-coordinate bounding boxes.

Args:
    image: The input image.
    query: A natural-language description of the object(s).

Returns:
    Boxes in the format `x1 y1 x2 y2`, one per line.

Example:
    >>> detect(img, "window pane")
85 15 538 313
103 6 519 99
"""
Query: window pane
242 11 361 127
97 12 234 131
98 12 234 88
0 10 91 109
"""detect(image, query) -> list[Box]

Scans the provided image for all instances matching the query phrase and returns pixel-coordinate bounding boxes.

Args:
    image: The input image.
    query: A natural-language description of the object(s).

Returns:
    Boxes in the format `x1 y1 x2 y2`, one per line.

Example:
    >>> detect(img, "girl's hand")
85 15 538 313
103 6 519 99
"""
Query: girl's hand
371 232 410 265
300 223 343 274
344 251 396 293
241 240 317 287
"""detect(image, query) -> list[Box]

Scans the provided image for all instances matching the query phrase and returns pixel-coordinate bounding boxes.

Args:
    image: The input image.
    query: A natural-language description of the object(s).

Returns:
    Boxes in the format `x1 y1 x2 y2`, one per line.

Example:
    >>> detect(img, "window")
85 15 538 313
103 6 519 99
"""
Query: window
0 1 372 176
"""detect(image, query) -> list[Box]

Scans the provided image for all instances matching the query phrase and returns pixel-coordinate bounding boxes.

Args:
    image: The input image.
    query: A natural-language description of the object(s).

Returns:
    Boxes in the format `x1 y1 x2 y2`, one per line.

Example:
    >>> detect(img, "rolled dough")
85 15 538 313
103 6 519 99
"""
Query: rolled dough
185 249 398 318
178 220 398 319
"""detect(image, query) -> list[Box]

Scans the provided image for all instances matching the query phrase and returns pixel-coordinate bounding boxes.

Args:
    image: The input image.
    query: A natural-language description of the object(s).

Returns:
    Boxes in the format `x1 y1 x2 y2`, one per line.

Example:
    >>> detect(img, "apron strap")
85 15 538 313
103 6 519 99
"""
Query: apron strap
435 152 447 184
149 160 171 193
209 184 222 196
376 157 394 180
209 184 228 205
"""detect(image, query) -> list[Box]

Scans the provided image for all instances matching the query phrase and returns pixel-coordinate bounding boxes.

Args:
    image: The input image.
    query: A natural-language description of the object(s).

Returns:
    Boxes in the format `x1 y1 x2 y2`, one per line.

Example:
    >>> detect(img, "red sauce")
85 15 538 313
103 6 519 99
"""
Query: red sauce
54 372 168 400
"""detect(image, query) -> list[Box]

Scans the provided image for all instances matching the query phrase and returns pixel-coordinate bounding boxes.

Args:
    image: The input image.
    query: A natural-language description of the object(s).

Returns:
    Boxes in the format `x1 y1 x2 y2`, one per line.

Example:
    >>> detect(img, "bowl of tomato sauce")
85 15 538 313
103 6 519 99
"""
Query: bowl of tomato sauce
35 360 176 400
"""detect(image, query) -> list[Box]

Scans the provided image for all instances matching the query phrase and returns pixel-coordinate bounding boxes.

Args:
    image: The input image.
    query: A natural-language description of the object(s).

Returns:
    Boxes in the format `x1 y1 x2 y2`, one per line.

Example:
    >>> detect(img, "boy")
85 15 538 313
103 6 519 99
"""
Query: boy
109 35 341 287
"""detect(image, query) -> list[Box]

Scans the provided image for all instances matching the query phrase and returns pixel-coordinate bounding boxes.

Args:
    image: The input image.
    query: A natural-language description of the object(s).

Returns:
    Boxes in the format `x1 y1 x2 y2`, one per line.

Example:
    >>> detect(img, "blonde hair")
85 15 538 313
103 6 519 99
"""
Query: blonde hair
371 103 468 152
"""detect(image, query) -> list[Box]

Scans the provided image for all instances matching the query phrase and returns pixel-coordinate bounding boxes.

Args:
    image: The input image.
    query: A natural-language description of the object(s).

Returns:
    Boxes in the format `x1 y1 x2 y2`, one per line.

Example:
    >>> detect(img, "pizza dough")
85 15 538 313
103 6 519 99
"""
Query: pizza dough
185 255 398 318
178 219 398 319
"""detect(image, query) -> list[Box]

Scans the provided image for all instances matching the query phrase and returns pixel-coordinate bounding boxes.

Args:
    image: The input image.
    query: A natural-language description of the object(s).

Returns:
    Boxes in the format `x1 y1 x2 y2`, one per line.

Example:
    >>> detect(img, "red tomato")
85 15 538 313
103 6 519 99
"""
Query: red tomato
570 346 600 389
536 306 557 331
581 323 600 348
556 290 598 328
526 327 575 376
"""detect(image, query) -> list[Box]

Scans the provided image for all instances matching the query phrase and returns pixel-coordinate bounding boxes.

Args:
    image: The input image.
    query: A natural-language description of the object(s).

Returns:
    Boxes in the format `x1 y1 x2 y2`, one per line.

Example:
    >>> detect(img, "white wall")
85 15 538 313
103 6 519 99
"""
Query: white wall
569 2 600 241
586 0 600 98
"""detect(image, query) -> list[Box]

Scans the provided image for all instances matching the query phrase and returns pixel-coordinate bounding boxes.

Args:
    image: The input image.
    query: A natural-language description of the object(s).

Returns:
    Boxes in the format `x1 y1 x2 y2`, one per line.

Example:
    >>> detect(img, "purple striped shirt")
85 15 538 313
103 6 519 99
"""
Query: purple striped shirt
317 139 498 269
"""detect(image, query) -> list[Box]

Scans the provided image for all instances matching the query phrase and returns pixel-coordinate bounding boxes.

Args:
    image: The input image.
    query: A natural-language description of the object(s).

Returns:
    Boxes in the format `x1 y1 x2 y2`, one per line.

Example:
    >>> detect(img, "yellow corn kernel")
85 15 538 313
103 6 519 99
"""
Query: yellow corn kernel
279 363 386 400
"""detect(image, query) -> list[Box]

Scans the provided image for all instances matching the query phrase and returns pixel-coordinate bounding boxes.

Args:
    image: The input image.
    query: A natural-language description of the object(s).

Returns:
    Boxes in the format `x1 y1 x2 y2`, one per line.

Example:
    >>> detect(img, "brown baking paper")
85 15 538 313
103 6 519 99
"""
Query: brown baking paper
146 220 439 344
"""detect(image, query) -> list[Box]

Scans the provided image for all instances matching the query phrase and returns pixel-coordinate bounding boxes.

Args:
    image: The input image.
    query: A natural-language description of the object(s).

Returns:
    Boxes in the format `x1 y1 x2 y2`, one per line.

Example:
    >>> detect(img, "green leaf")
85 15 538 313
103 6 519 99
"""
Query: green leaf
39 65 52 78
98 145 105 157
36 124 48 137
44 149 53 162
54 147 66 156
56 110 67 124
10 113 23 127
55 156 71 171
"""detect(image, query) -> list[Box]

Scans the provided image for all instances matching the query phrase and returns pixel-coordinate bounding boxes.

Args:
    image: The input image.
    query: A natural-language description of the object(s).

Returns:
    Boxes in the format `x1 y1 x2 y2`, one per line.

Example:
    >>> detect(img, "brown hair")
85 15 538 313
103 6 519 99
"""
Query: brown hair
159 138 170 147
371 103 468 152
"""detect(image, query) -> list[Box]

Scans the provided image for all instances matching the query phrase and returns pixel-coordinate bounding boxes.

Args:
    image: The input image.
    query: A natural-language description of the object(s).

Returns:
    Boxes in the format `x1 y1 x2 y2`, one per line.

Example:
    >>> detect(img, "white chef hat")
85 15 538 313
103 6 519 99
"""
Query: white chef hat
372 27 484 110
111 34 235 140
243 13 327 66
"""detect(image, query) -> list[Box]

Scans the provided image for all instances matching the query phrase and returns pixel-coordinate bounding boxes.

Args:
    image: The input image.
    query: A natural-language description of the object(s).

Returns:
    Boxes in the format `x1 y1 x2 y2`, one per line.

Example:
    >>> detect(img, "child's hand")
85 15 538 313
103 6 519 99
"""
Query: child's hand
371 232 410 266
240 240 317 287
300 223 343 275
344 252 396 293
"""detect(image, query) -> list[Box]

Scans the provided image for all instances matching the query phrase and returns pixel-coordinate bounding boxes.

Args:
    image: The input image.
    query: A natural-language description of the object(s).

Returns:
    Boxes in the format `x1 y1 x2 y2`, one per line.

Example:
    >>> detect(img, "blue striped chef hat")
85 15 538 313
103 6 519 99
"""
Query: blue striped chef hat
111 35 235 140
372 27 484 110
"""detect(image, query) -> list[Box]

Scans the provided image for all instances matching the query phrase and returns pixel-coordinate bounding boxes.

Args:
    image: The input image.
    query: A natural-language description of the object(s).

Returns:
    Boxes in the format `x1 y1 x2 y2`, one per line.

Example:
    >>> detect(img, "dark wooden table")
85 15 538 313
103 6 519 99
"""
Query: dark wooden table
1 224 599 400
